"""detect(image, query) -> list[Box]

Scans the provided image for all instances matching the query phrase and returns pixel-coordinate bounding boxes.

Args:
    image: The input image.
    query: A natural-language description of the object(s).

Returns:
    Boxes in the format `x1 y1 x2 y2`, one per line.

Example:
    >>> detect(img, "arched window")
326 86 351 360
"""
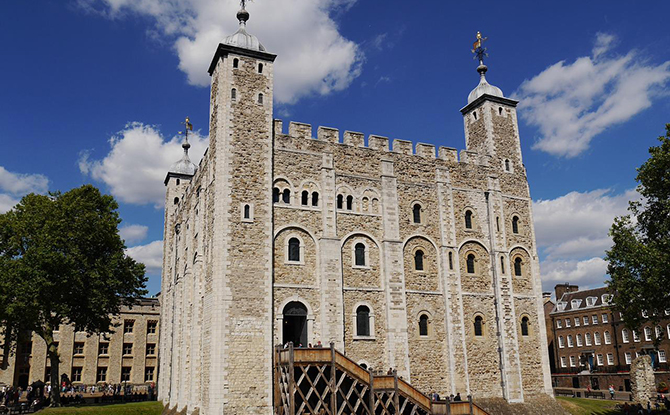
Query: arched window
512 216 519 234
288 238 300 262
521 316 529 336
419 314 429 336
301 190 309 206
356 306 370 336
231 88 236 100
412 204 421 223
448 252 453 270
465 210 473 229
354 243 366 266
243 204 250 219
282 189 291 204
496 216 500 232
346 195 353 210
258 63 263 73
505 159 510 171
273 187 280 203
337 194 343 209
514 257 522 276
311 192 319 207
500 256 505 274
173 197 179 205
414 250 424 271
622 329 630 343
258 93 264 104
498 107 503 115
466 254 475 274
176 179 180 185
474 316 483 336
233 58 239 68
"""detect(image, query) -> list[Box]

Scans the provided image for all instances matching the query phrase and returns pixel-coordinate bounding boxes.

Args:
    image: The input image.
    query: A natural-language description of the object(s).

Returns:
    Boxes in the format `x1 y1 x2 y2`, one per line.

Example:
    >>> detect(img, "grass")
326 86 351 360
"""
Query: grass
39 401 163 415
556 397 625 415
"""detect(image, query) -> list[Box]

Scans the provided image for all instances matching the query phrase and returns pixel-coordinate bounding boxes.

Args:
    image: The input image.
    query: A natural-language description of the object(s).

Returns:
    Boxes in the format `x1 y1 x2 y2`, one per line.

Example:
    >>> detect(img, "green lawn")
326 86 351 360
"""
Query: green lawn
39 401 163 415
555 396 664 415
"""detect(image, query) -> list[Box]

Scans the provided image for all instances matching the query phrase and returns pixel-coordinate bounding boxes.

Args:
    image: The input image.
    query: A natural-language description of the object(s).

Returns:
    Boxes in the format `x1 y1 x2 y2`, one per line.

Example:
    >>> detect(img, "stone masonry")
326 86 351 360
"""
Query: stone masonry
158 8 555 415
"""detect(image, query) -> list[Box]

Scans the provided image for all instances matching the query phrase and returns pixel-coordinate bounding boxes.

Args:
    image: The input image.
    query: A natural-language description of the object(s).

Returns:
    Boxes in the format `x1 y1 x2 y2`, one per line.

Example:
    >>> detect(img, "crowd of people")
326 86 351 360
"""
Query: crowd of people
0 380 156 412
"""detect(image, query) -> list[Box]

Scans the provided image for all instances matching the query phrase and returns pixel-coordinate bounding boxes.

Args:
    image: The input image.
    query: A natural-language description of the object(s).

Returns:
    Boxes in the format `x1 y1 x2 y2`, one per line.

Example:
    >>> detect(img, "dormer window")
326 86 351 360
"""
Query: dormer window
556 302 566 311
602 294 612 305
571 299 582 309
586 297 597 307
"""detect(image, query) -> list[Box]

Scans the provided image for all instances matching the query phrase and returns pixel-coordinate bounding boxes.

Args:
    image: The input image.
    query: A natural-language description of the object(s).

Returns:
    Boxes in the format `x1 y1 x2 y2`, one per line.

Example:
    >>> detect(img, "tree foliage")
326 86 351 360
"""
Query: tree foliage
606 124 670 345
0 185 146 405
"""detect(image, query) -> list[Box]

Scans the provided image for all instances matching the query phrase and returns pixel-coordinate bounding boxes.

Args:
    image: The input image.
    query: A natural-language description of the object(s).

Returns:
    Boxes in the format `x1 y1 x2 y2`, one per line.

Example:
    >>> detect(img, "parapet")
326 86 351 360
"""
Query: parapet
273 119 487 165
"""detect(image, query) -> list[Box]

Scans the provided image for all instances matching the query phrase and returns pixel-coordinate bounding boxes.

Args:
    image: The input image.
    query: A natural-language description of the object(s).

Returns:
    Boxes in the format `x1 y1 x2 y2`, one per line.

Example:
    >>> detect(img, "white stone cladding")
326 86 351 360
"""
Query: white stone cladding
158 39 554 414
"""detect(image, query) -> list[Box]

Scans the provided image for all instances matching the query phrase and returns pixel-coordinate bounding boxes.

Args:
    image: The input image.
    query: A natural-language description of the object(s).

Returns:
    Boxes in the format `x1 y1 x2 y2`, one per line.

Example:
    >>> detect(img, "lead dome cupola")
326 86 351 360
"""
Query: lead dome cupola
222 3 266 52
467 64 504 104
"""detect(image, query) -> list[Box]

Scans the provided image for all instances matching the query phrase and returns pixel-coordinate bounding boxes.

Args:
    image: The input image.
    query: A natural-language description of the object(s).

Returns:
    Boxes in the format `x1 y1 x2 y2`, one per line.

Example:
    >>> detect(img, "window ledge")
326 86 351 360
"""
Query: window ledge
352 265 371 270
284 260 304 266
353 335 376 341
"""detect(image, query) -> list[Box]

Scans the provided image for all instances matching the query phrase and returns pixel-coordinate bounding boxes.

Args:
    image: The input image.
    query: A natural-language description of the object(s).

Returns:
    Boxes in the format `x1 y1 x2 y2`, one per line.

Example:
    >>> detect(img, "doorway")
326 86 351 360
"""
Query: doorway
283 301 308 347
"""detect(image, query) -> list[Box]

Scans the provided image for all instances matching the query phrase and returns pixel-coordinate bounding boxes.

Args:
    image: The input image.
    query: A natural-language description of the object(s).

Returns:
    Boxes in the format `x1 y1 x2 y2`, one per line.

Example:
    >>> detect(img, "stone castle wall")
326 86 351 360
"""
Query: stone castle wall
158 42 554 414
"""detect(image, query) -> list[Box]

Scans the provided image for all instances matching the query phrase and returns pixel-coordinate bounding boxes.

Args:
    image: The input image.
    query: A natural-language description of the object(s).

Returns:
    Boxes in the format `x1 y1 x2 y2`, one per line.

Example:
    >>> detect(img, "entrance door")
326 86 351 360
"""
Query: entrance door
572 377 580 388
283 302 307 347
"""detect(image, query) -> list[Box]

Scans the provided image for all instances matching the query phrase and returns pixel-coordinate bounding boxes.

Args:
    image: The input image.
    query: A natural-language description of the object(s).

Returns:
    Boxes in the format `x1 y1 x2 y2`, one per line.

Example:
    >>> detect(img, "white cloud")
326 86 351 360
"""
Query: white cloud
79 122 208 207
119 224 149 244
533 188 639 291
80 0 363 104
515 33 670 158
126 240 163 274
0 166 50 213
533 188 637 257
541 257 608 290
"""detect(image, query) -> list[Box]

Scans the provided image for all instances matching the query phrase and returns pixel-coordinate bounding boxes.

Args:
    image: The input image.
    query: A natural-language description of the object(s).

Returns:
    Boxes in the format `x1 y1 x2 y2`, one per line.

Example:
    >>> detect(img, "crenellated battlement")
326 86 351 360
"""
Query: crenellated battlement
273 119 480 165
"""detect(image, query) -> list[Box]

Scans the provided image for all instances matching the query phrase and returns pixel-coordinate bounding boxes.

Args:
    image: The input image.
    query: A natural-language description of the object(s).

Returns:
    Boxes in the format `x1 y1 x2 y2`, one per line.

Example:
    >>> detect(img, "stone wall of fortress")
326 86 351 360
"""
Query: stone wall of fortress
158 47 554 414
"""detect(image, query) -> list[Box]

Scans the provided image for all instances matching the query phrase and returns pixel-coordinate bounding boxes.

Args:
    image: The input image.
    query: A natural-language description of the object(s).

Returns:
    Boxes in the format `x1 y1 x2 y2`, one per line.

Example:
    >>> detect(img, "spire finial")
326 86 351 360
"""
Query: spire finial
237 0 250 26
179 116 193 153
471 31 490 81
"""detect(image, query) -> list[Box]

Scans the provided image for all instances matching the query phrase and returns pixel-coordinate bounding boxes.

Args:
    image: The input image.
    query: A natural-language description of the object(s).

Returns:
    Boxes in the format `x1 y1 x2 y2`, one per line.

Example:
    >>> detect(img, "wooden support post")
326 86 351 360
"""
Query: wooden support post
330 343 337 415
446 399 451 415
368 368 374 415
393 370 400 413
289 343 295 415
468 394 473 415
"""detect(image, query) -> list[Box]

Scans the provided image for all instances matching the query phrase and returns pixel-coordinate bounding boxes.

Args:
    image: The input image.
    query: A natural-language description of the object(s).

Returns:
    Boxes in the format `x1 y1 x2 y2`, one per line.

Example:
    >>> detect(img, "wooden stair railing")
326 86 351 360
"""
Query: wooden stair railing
273 343 489 415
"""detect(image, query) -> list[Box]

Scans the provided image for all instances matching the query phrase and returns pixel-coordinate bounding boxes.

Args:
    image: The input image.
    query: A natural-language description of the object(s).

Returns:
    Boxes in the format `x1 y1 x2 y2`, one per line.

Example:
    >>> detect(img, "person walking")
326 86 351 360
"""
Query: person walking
609 384 615 400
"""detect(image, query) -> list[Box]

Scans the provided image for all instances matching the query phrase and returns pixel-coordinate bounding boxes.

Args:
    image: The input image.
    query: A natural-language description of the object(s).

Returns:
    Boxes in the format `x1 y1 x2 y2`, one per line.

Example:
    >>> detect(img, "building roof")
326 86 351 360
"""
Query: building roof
551 286 612 314
467 64 504 104
222 7 266 52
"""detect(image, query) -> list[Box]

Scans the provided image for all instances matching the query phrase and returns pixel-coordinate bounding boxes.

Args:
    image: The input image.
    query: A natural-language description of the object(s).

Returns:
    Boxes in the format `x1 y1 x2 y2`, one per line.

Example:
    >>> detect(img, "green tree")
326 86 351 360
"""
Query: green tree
606 124 670 346
0 185 146 406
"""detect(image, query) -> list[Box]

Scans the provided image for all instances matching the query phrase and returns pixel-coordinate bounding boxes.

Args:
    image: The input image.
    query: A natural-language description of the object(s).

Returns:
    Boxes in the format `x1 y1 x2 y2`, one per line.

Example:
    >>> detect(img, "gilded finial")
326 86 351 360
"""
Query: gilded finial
179 116 194 150
471 31 489 65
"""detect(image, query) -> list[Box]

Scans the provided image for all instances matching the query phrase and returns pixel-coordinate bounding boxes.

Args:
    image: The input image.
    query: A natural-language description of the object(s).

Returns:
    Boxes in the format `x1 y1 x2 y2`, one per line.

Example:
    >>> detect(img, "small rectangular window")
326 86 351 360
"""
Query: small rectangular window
574 317 580 327
73 342 84 355
97 367 107 382
556 320 563 329
121 367 132 382
625 352 632 364
98 342 109 355
607 353 614 365
560 356 567 367
145 367 155 382
71 367 83 382
147 321 157 334
660 350 667 363
583 316 589 326
123 343 133 355
565 319 571 327
596 354 604 366
146 343 156 356
602 313 608 323
124 320 134 333
592 315 598 324
569 356 576 367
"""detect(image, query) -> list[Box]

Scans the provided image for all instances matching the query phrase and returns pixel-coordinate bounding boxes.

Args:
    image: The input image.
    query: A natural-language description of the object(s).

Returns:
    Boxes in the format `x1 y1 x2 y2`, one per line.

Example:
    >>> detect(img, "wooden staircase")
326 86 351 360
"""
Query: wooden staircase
274 343 489 415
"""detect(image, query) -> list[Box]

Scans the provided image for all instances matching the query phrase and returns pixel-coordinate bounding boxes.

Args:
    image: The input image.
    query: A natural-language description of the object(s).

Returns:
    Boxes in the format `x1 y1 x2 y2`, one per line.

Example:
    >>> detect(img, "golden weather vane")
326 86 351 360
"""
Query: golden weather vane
178 116 193 141
471 31 489 64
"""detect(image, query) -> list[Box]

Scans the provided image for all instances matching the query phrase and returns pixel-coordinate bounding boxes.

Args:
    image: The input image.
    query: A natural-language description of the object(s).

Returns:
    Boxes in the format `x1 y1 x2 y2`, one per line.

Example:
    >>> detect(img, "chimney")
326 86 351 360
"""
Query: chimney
555 283 579 301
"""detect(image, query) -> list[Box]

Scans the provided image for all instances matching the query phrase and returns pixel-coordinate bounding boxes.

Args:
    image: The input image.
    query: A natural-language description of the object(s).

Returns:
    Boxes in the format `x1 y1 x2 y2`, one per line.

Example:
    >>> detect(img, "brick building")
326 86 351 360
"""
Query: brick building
548 284 670 393
0 297 160 389
158 4 554 414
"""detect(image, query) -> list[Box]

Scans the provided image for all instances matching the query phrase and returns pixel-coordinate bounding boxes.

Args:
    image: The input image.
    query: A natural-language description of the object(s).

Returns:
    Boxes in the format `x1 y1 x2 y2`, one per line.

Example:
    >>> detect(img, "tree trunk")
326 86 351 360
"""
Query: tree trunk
40 328 61 407
48 346 60 406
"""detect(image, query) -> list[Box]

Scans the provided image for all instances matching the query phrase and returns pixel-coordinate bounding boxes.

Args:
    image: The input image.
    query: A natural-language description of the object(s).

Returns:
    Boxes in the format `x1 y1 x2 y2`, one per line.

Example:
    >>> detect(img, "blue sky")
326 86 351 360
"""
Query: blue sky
1 0 669 296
